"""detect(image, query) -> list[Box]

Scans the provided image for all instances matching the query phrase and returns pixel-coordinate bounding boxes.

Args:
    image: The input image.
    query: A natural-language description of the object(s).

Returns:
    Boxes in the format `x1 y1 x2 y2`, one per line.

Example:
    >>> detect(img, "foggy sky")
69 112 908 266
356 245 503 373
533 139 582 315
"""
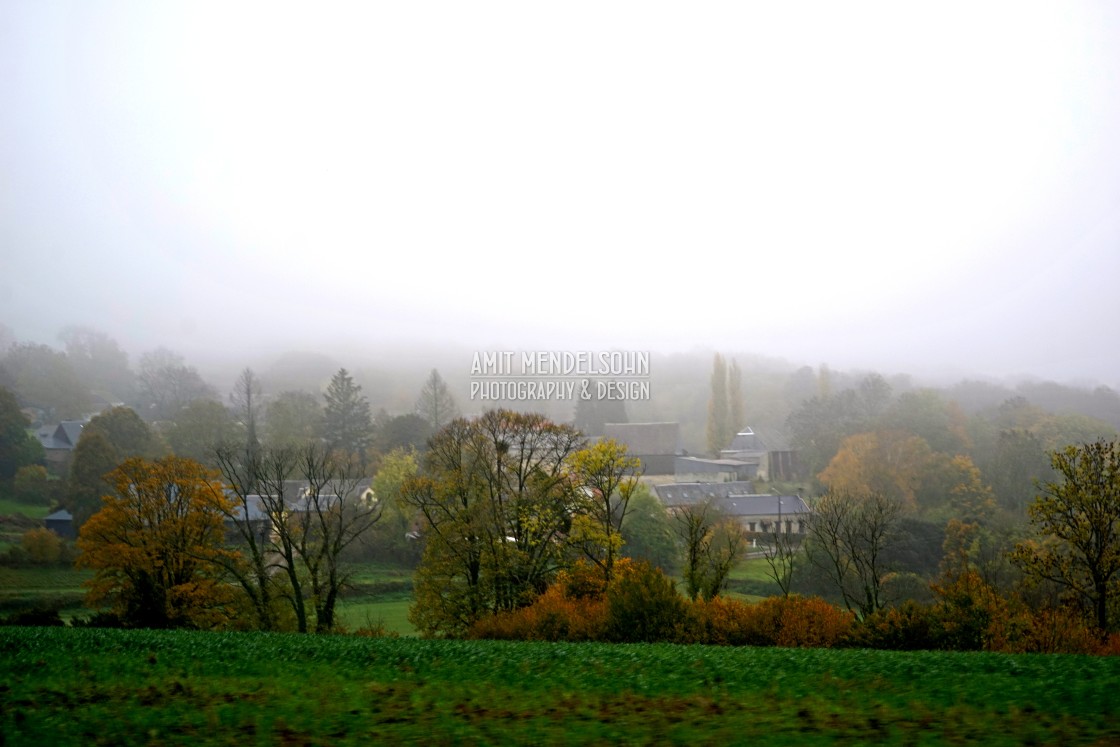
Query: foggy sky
2 2 1119 388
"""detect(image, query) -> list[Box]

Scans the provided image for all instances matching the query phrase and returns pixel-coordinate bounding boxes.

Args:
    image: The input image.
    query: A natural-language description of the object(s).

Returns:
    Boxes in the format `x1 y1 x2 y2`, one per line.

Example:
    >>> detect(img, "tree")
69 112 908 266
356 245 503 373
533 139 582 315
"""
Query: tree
229 367 263 461
403 410 584 637
728 359 745 440
1011 440 1120 631
804 490 901 617
0 386 43 486
1 343 91 421
76 456 237 629
762 513 799 598
136 348 215 421
673 500 748 600
213 442 382 633
67 406 163 527
322 368 373 457
264 390 323 448
818 431 935 511
415 368 459 431
620 484 678 572
706 353 729 455
163 399 241 468
374 412 432 456
568 439 642 583
59 326 134 402
362 448 422 565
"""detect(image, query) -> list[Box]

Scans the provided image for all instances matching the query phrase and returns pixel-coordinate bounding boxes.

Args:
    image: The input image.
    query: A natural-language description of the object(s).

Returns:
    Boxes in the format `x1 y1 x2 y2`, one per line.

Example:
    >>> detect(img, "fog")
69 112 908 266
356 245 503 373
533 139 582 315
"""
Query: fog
3 2 1119 388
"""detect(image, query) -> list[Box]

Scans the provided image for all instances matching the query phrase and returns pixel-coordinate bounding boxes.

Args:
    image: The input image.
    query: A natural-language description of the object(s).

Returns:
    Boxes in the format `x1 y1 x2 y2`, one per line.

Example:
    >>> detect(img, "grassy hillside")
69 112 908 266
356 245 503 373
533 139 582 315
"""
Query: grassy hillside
3 627 1118 745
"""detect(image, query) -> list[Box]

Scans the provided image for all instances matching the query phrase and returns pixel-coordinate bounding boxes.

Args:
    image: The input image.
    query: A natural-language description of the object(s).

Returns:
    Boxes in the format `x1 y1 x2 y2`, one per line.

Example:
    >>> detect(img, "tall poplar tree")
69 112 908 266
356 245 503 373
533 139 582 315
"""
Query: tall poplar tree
706 354 729 456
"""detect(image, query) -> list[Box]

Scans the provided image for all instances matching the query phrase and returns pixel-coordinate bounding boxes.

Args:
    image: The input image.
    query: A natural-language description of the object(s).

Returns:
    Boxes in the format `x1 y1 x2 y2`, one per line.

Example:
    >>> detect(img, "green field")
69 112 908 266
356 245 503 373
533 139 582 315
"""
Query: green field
2 627 1118 745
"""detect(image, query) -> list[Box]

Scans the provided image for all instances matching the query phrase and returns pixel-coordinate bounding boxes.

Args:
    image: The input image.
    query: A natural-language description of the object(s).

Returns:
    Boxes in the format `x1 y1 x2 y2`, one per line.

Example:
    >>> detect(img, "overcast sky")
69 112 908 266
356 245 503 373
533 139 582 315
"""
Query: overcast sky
2 2 1118 386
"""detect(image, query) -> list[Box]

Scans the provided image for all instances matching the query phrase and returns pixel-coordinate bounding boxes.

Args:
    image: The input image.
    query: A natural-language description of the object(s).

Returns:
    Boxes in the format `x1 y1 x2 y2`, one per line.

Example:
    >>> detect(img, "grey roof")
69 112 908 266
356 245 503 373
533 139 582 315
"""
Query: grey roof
603 422 680 455
45 509 73 522
720 495 810 518
655 481 756 504
37 421 86 450
727 427 768 452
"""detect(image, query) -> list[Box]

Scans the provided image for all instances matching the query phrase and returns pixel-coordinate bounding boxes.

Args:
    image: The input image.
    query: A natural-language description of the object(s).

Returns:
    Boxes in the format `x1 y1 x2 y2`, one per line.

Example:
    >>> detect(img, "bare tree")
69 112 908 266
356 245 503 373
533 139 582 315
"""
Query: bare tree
415 368 459 431
673 499 748 600
762 522 799 598
212 443 381 633
804 490 901 617
229 367 264 460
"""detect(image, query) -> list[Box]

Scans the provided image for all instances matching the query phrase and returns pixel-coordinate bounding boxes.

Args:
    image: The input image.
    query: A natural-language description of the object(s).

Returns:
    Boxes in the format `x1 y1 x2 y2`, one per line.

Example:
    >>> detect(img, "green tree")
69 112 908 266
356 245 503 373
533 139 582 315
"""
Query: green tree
403 411 583 637
14 465 54 507
728 359 745 437
363 448 421 565
0 386 44 487
67 406 163 527
620 484 678 572
415 368 459 431
163 399 241 468
323 368 373 457
1011 440 1120 631
264 390 323 448
1 343 91 420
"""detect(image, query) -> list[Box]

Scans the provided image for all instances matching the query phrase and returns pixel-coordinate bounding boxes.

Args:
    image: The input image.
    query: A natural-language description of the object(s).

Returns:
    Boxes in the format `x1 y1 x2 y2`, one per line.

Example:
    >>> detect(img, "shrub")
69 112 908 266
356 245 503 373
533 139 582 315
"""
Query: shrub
849 601 944 650
0 605 65 627
1017 607 1105 655
603 560 687 643
21 527 62 565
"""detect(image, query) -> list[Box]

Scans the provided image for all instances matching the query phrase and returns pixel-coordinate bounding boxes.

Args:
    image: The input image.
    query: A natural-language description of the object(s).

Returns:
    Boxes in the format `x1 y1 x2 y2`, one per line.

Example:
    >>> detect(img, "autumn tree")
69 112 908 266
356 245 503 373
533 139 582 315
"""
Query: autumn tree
323 368 373 457
76 456 237 629
415 368 459 431
403 410 584 637
568 438 643 583
804 490 901 617
1011 439 1120 631
673 499 748 600
818 430 935 510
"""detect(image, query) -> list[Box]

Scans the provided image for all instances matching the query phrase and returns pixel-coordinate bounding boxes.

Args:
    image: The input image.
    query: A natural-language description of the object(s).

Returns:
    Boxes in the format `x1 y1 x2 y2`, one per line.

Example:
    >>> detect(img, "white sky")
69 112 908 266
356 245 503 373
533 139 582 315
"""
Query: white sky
2 2 1118 385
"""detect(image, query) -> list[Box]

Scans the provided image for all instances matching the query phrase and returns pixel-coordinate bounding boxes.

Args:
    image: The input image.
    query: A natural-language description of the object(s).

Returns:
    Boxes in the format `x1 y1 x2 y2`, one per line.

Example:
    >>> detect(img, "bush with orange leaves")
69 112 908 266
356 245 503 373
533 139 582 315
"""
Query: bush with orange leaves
469 561 609 641
679 595 855 648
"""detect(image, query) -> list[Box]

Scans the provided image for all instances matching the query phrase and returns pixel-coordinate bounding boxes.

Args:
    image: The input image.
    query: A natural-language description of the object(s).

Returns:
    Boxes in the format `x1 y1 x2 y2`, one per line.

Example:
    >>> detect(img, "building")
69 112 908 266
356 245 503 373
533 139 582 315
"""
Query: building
36 420 87 474
602 422 680 476
655 482 811 534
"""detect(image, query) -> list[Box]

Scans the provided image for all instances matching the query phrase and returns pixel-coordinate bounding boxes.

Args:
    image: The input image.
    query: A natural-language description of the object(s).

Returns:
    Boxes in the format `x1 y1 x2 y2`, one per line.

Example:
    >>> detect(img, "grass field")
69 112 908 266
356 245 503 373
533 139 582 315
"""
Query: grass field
2 626 1118 745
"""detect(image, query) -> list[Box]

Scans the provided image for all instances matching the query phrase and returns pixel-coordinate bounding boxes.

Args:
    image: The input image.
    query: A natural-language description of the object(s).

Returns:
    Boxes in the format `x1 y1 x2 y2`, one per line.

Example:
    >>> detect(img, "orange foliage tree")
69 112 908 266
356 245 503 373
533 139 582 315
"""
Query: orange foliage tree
76 456 238 629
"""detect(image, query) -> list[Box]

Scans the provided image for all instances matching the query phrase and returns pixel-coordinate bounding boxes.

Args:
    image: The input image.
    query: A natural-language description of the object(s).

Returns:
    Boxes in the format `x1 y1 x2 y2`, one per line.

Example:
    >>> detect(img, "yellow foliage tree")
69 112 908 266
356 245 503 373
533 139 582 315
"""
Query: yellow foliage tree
818 431 934 509
76 456 238 629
